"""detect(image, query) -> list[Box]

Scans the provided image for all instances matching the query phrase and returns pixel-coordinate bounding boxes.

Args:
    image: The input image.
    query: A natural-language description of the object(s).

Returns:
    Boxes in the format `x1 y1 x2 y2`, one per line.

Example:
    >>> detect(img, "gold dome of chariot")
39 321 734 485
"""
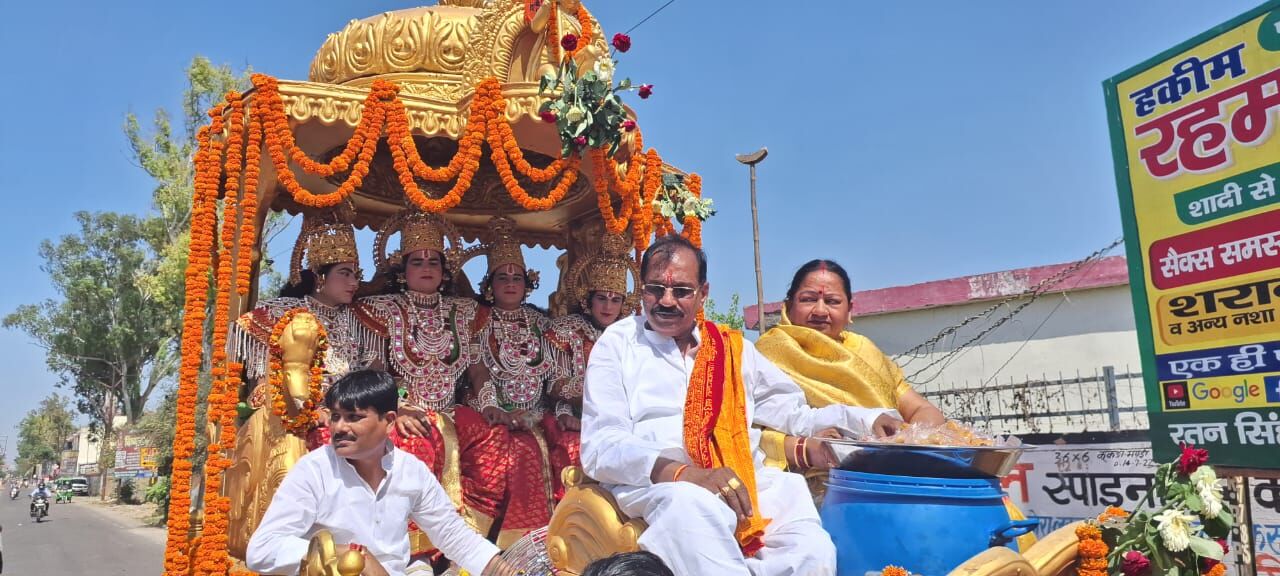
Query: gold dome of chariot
255 0 637 250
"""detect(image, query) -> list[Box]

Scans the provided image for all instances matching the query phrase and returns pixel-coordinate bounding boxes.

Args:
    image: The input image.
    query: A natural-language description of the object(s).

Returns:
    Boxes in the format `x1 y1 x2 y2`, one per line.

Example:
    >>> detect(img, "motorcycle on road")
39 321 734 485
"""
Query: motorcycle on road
31 495 49 522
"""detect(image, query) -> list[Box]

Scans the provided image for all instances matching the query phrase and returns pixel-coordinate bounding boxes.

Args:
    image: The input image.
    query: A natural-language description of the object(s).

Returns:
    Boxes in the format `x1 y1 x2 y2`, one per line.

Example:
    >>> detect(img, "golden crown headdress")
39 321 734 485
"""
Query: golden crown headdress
373 211 464 275
290 209 360 284
566 232 641 314
484 216 527 274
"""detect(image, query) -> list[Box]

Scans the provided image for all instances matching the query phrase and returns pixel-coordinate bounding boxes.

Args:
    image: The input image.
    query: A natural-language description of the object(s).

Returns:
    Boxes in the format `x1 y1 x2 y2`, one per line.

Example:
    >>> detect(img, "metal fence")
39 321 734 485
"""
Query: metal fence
918 365 1150 435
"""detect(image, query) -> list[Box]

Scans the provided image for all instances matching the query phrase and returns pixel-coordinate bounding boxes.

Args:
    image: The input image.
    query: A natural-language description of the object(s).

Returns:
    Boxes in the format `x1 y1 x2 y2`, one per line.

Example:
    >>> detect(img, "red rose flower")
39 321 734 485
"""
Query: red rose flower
540 110 557 123
574 135 588 146
638 84 653 99
1218 539 1229 555
561 33 578 52
612 33 632 53
1178 443 1209 475
1122 551 1151 576
621 119 637 132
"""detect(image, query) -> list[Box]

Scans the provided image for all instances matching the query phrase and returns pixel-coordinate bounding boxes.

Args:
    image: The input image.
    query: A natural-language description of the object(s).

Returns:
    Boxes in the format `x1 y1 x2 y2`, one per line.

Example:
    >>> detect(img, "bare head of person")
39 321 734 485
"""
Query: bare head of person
639 235 707 340
324 370 398 461
784 259 853 341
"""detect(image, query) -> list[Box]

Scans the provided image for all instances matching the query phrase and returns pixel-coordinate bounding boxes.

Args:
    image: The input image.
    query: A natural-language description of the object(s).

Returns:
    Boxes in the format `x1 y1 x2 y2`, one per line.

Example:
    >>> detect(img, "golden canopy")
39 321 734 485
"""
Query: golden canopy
251 0 644 250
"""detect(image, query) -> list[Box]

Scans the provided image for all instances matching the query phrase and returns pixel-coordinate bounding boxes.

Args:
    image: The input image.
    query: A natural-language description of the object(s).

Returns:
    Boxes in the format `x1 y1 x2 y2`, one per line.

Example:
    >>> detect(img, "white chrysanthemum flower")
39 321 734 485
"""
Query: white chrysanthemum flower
594 59 615 83
1200 483 1224 519
1190 465 1218 491
1154 508 1196 552
565 106 585 123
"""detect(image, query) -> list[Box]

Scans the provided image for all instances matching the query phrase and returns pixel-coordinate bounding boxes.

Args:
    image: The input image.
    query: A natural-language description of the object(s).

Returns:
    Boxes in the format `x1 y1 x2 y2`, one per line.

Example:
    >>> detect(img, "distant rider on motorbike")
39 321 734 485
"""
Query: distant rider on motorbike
30 481 52 517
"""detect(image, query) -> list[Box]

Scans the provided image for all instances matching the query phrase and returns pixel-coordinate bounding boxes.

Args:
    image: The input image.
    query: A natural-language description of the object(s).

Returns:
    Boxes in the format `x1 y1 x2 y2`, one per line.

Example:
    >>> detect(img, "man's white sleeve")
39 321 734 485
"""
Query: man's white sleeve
245 462 319 574
745 339 898 436
409 465 499 575
580 329 669 487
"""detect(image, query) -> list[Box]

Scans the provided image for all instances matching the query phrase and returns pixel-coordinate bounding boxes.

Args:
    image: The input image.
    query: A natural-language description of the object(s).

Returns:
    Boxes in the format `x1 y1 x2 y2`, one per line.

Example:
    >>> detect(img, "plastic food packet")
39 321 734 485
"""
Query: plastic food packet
878 420 1019 447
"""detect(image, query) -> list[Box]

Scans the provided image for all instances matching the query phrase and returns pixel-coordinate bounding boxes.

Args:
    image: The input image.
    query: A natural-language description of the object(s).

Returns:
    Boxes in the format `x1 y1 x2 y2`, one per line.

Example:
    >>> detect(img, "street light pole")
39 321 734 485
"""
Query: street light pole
735 148 769 333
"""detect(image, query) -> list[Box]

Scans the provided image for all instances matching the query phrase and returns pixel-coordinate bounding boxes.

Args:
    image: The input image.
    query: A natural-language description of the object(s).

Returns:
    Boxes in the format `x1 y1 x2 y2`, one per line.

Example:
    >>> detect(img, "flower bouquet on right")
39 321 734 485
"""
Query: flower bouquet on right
1092 444 1234 576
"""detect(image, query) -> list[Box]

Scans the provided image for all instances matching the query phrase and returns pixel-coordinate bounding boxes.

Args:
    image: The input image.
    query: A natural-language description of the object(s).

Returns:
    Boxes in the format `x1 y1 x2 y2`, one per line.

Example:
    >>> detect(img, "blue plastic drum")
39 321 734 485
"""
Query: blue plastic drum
820 469 1037 576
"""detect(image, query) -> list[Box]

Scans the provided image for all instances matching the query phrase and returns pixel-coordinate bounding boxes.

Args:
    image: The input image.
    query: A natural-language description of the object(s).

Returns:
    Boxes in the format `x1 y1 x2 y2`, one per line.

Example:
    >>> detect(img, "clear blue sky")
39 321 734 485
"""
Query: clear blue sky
0 0 1262 463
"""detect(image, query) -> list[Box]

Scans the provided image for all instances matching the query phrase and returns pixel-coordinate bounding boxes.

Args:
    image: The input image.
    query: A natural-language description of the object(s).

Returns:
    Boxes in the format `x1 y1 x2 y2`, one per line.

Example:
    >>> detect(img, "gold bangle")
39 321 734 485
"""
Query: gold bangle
672 464 690 482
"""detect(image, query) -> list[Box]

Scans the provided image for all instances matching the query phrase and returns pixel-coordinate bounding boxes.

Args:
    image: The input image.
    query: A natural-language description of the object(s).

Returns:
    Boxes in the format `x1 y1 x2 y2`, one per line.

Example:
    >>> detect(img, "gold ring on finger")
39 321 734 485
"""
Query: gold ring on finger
720 485 733 495
727 477 742 490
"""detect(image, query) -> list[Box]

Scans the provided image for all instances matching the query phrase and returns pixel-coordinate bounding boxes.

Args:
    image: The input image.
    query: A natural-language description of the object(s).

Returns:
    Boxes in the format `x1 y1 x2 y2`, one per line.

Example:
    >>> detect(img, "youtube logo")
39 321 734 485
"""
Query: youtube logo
1164 381 1189 410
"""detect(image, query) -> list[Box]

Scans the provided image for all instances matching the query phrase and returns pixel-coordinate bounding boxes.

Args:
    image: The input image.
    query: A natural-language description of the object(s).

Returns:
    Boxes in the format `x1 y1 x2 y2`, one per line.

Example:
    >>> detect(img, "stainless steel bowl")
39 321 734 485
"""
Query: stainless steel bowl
814 438 1029 478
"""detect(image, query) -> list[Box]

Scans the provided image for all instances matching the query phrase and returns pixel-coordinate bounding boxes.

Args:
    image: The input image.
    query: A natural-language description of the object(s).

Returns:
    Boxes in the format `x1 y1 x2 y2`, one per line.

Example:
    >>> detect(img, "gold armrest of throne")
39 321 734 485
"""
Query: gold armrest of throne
947 521 1082 576
299 530 365 576
545 467 648 576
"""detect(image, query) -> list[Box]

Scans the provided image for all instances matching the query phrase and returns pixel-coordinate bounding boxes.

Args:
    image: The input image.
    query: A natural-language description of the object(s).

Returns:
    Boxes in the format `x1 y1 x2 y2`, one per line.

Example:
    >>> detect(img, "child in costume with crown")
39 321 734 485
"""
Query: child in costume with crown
457 215 561 548
544 232 639 500
225 208 378 558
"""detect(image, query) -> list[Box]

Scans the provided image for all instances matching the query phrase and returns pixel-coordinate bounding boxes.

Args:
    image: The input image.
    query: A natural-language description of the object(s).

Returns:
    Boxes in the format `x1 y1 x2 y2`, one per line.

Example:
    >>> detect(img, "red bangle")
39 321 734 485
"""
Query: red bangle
672 464 690 482
793 437 806 470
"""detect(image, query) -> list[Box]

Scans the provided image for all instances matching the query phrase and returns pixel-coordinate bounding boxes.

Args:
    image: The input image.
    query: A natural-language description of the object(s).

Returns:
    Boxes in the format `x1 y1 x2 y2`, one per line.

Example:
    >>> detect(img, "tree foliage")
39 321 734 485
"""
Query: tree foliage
704 292 745 331
5 212 175 426
15 394 75 476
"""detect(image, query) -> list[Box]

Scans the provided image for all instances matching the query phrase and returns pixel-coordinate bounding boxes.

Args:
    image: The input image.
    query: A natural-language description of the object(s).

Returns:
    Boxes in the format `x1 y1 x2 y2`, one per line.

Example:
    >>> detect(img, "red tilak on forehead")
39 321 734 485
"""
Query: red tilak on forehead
663 270 673 285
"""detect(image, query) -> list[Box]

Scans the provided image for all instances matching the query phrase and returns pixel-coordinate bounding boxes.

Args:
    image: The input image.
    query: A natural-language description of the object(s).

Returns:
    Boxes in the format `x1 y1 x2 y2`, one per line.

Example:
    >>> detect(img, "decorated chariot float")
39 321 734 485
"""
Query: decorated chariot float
161 2 1236 575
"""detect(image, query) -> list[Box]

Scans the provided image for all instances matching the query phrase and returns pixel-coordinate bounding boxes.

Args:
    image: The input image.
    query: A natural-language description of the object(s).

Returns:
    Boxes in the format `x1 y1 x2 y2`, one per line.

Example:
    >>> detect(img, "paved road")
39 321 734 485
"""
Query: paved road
0 492 164 575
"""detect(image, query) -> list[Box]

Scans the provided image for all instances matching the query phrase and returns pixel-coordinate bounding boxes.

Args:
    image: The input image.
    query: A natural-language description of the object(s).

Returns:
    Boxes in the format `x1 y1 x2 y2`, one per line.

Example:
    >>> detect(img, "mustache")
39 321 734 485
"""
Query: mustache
652 305 682 316
332 433 356 443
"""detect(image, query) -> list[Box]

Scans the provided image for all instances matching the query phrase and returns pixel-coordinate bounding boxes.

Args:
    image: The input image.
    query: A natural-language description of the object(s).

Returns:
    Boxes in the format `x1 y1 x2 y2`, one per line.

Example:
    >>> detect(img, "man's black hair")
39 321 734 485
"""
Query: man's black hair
640 234 707 284
582 551 675 576
323 370 398 415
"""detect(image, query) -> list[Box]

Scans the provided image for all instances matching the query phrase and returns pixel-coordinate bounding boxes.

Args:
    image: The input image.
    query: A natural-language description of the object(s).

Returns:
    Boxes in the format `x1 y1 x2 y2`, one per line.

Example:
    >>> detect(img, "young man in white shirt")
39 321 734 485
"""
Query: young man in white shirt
247 370 519 576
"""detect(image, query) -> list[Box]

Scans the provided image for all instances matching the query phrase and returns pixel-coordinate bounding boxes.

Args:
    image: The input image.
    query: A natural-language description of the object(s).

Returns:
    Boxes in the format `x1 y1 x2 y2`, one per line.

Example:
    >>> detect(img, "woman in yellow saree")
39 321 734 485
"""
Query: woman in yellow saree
756 259 943 424
756 259 1035 551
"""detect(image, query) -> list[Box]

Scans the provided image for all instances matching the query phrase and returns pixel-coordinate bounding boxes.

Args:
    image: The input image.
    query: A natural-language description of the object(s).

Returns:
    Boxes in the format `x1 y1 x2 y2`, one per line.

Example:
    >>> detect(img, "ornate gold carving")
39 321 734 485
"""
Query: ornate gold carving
309 8 481 87
299 530 365 576
545 467 648 576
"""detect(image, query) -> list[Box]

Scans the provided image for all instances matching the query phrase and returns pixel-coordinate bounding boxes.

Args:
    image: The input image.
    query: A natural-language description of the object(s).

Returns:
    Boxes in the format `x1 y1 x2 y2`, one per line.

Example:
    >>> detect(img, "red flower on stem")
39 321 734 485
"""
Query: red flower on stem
561 33 579 52
638 84 653 99
612 33 632 53
540 110 557 123
621 119 637 132
1178 443 1209 476
573 135 588 147
1121 551 1151 576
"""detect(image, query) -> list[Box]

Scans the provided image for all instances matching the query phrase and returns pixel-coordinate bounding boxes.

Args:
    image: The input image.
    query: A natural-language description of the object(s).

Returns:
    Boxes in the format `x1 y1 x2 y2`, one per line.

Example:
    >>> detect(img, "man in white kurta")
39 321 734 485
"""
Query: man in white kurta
581 235 899 576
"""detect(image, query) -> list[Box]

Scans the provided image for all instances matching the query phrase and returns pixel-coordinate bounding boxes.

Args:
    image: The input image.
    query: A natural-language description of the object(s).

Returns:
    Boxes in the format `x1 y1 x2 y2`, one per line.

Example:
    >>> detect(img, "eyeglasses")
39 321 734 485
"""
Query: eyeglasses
642 283 698 300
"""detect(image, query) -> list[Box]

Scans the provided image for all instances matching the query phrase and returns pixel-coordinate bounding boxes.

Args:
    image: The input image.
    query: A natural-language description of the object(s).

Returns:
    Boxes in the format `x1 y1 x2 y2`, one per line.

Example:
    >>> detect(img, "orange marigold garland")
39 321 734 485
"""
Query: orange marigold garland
881 566 909 576
254 74 387 208
193 92 248 576
1075 522 1108 576
268 309 328 436
164 104 225 574
681 173 704 248
237 114 263 296
549 1 594 61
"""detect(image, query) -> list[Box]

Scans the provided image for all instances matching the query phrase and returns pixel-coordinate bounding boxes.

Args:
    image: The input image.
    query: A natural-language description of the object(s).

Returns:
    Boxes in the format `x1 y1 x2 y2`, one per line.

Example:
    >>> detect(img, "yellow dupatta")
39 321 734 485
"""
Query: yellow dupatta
755 309 910 410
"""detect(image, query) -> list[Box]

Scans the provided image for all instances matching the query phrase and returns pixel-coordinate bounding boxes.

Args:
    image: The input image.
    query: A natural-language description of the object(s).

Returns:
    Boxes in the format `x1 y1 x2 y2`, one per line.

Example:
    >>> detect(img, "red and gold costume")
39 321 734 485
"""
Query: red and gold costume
458 216 560 547
226 210 373 557
353 211 494 556
544 232 640 498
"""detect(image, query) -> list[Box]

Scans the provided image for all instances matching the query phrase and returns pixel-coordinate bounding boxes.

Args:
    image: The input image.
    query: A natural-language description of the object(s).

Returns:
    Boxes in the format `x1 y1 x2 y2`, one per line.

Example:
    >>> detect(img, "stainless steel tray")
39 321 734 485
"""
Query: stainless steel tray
813 438 1029 478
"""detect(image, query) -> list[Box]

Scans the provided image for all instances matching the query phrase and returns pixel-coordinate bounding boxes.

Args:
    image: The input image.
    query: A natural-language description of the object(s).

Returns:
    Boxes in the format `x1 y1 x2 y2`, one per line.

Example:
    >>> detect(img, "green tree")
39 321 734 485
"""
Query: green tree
5 212 175 427
704 292 745 330
15 394 75 477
